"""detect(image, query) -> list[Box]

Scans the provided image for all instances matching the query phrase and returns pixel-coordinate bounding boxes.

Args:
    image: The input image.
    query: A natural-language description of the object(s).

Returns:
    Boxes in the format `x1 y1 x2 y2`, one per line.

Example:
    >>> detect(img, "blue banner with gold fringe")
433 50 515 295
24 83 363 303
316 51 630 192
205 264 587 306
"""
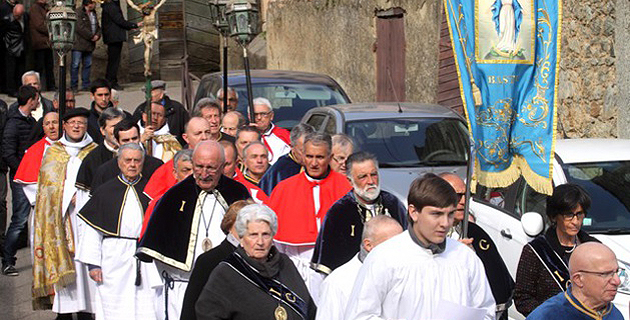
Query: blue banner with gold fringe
444 0 561 195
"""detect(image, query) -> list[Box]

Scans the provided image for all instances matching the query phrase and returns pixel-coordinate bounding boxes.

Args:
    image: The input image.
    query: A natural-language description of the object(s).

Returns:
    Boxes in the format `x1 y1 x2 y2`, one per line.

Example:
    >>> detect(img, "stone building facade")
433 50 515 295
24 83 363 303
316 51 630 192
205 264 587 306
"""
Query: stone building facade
264 0 628 138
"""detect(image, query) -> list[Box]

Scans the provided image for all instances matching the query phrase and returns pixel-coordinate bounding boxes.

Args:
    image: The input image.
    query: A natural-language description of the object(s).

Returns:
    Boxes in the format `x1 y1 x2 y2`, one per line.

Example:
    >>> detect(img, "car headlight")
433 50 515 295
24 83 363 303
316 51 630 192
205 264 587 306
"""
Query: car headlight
619 260 630 294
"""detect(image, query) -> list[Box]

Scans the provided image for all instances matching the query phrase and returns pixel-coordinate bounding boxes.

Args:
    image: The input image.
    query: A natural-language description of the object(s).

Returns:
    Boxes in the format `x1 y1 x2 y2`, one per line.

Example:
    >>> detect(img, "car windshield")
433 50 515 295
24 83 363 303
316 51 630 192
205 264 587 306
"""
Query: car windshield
345 118 469 167
197 82 348 129
562 161 630 234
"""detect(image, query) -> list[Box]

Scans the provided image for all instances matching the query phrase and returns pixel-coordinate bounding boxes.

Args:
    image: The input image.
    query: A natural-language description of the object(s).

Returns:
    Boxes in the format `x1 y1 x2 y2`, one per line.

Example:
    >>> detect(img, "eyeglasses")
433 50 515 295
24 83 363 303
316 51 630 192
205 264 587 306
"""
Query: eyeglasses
457 192 466 198
254 111 272 118
65 120 87 127
578 268 625 280
562 211 586 221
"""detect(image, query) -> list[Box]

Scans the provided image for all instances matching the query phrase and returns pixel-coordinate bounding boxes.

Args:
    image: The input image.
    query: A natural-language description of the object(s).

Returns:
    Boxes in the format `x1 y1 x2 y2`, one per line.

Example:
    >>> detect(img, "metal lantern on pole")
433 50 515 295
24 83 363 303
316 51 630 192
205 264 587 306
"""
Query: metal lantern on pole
209 0 231 113
47 0 76 131
225 0 260 123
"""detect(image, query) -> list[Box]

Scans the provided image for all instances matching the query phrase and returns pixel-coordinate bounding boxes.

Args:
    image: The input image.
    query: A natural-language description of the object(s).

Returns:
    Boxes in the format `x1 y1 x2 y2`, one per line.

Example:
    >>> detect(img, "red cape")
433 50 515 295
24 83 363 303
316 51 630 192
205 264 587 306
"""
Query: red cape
269 171 351 245
140 194 161 239
143 159 176 199
14 138 50 184
234 171 269 204
262 125 291 157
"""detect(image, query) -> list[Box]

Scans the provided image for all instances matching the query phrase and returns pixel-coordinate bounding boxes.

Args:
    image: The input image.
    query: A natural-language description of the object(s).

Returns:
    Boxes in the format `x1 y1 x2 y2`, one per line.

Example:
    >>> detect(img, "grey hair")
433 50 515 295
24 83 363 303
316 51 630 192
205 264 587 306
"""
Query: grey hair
98 107 126 128
21 70 40 84
173 149 193 170
242 140 267 159
346 152 378 179
304 132 332 154
193 97 221 117
216 87 239 99
253 97 273 112
234 204 278 237
117 143 145 160
290 123 315 145
332 133 355 150
361 215 401 241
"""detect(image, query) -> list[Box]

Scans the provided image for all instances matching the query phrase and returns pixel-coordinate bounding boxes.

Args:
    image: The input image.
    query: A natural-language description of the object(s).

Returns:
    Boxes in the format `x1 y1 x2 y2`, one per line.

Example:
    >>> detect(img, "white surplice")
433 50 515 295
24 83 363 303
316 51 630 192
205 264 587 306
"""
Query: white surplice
155 191 226 320
138 121 173 162
53 134 98 314
344 230 496 320
316 254 362 320
262 124 290 165
77 183 161 320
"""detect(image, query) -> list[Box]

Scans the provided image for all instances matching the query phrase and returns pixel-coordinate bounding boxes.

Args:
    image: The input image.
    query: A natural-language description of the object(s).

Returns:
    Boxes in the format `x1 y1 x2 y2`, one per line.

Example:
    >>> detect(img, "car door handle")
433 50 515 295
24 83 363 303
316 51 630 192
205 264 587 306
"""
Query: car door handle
500 229 513 239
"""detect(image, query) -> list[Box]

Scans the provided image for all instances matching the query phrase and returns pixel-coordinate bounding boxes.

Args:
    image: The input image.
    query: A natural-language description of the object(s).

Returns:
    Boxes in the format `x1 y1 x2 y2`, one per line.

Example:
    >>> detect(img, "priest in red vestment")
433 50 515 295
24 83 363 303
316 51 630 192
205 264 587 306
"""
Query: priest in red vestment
143 117 211 199
268 132 351 299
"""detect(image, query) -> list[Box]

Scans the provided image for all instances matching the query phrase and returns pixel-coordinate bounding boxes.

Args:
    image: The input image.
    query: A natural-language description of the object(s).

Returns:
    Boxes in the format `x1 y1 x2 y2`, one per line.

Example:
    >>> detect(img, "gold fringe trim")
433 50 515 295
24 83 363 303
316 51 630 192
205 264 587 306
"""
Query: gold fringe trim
475 155 554 195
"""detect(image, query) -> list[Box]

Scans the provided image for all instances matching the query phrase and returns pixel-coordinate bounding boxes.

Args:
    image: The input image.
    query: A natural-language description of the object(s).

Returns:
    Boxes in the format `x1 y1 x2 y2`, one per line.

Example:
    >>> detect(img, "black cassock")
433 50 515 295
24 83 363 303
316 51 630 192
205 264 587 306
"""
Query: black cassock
75 143 116 191
136 174 250 271
311 190 408 275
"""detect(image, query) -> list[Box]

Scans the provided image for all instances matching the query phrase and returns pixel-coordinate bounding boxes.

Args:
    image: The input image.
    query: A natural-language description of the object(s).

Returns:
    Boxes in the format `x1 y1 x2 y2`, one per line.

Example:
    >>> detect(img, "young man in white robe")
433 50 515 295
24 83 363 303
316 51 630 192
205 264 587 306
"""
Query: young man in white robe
344 173 496 320
77 143 161 320
139 102 182 163
316 215 402 320
31 108 98 319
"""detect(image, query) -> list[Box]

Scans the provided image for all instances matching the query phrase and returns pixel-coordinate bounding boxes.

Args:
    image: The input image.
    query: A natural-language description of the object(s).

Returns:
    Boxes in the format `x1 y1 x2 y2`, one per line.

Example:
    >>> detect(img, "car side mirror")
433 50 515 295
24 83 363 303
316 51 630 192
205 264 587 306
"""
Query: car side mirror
521 212 545 237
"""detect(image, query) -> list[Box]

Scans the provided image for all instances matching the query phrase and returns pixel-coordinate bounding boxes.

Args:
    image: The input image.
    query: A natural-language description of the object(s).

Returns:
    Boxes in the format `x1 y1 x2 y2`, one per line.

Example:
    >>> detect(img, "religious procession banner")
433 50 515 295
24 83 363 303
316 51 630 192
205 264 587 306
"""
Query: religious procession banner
444 0 562 194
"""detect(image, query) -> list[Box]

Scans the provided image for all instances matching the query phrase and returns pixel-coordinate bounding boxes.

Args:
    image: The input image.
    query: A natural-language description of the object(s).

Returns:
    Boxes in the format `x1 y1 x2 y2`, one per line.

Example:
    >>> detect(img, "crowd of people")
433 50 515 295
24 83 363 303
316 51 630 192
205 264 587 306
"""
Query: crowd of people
0 66 624 320
0 0 141 97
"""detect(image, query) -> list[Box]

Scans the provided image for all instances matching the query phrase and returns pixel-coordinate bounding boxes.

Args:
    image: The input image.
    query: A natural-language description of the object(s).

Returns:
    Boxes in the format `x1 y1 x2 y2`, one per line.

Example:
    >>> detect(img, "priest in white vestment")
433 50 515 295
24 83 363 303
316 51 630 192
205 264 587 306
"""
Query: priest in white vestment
139 102 182 163
77 143 161 320
136 141 250 320
344 174 496 320
32 108 98 317
316 215 402 320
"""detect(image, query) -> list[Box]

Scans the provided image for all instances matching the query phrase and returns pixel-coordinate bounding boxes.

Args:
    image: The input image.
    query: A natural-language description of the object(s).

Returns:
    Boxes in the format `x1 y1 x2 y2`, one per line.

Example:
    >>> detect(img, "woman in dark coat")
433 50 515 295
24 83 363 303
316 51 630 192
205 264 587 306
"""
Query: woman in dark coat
514 184 598 316
195 203 316 320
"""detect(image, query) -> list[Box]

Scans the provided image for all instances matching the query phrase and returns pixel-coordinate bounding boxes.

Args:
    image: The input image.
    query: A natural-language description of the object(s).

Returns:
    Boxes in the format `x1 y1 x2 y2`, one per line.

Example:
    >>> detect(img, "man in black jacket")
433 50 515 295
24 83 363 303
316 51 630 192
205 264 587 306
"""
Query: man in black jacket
71 0 101 92
101 0 140 90
87 78 114 144
0 0 17 94
131 80 190 145
0 98 8 257
1 85 37 276
1 3 27 97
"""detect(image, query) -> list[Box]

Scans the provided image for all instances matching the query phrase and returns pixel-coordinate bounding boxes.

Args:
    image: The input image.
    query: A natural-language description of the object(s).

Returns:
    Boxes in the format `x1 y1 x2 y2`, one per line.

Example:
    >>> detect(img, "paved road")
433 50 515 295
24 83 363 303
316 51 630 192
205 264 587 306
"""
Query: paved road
0 80 194 320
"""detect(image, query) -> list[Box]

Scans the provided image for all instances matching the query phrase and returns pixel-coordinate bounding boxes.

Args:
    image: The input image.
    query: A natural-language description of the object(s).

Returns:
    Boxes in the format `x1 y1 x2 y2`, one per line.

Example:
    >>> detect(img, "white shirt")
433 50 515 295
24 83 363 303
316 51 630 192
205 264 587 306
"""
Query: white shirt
317 254 362 320
344 230 496 320
262 123 290 165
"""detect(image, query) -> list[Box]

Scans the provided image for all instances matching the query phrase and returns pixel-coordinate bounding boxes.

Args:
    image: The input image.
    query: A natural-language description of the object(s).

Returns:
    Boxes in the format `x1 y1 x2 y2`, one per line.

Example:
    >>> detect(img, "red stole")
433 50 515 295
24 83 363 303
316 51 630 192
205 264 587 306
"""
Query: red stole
143 159 176 199
14 138 50 184
269 171 351 245
234 171 269 204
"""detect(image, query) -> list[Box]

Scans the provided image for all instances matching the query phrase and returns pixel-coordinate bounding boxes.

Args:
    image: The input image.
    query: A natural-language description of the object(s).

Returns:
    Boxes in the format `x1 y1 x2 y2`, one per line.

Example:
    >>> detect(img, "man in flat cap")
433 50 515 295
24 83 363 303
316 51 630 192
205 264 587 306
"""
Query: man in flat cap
132 80 189 146
31 107 98 319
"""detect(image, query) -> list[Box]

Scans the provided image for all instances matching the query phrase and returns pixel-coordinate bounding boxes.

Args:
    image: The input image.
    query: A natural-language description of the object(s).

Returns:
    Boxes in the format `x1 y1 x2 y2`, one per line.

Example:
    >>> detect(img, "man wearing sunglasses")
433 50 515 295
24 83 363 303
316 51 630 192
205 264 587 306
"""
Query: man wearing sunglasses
526 242 624 319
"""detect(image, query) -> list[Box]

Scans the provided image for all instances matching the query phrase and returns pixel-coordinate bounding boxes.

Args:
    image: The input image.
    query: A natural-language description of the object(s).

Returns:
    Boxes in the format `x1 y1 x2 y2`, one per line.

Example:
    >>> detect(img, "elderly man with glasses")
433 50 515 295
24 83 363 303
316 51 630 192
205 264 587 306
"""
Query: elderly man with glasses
526 242 624 319
251 97 290 165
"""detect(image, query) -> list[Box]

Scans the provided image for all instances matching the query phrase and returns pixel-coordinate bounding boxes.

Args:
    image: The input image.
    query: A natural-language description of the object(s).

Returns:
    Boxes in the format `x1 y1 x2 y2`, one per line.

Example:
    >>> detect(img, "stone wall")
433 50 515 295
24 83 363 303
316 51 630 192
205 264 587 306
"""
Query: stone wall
557 0 617 138
265 0 442 103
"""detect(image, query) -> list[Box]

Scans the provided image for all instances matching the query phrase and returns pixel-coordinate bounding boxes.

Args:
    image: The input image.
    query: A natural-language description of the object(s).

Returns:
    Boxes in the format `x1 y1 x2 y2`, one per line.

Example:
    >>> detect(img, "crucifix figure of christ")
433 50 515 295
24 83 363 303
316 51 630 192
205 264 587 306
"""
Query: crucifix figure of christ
126 0 167 77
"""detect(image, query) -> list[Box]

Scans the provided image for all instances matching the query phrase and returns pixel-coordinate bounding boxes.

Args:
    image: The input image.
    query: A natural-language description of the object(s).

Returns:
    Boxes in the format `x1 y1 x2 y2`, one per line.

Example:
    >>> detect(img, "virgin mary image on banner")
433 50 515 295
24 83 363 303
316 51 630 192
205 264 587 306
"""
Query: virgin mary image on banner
477 0 534 63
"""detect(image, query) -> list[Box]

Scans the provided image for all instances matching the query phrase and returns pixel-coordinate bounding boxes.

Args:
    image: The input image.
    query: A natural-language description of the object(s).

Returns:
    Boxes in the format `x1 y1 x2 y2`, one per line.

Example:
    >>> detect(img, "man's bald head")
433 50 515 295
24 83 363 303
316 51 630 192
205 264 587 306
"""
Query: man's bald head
13 4 24 17
569 242 621 310
192 141 225 191
440 173 466 223
362 215 403 252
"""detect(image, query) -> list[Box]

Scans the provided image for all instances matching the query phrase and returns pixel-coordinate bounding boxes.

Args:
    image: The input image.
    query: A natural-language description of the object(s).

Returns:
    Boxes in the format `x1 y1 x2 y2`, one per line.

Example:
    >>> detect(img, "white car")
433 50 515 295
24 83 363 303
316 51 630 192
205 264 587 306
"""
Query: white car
472 139 630 319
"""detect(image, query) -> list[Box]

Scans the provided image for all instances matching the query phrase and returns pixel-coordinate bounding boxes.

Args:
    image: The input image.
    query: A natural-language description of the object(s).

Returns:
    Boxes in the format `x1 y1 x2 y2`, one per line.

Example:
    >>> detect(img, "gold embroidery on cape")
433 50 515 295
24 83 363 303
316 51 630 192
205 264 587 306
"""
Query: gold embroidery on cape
32 141 97 309
149 134 182 163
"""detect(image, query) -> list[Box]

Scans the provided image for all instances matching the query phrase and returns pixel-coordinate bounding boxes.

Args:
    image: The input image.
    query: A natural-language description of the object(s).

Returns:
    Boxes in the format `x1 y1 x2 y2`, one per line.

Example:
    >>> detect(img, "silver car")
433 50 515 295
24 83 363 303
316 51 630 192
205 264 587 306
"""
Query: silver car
300 103 470 203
